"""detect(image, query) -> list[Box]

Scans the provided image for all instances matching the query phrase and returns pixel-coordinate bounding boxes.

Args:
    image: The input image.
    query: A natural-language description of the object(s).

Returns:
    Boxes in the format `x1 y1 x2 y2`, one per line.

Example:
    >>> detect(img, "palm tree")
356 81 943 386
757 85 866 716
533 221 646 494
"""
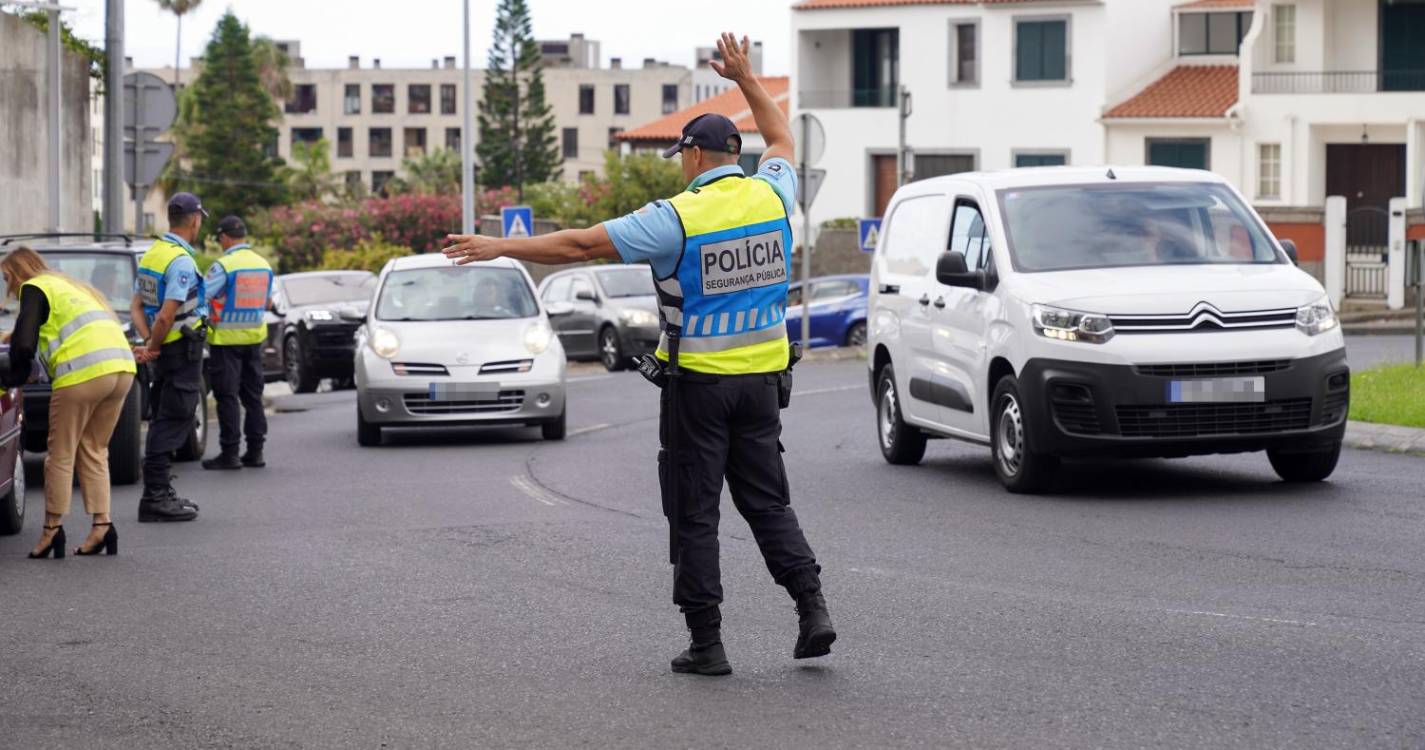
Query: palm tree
154 0 203 87
251 36 293 104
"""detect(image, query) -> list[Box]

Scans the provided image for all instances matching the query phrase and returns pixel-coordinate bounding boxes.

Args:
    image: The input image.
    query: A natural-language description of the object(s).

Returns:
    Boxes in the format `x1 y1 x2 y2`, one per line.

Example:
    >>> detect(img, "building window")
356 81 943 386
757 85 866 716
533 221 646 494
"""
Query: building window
446 127 462 152
344 171 362 191
608 127 624 149
404 127 427 158
852 28 899 106
562 128 579 159
1014 152 1067 168
579 85 595 115
1258 143 1282 199
372 170 395 196
408 84 431 114
662 84 678 114
372 84 395 114
291 127 323 149
369 127 392 158
1146 138 1210 170
337 127 353 158
1015 19 1068 83
344 84 360 114
614 84 631 115
285 84 317 114
913 153 976 181
1273 5 1295 63
440 83 457 115
950 21 978 86
1179 12 1252 56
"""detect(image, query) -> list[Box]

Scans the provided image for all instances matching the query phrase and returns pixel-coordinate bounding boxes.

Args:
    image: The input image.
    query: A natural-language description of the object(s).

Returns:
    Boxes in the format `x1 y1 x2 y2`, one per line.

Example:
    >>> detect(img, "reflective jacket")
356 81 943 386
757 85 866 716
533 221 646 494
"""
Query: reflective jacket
207 245 273 346
137 235 205 344
24 274 136 389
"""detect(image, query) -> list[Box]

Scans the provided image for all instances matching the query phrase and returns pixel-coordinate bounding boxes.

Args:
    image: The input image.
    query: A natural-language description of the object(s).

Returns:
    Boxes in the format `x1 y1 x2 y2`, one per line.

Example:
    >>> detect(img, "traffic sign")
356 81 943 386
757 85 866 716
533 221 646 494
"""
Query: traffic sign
858 218 882 253
796 167 826 212
122 141 174 188
502 206 533 238
122 71 176 139
791 113 826 168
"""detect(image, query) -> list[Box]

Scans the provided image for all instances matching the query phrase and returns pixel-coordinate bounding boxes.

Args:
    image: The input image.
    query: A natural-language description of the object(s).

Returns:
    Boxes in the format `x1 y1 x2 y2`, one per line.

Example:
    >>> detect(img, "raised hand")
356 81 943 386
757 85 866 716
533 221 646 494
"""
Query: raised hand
709 32 753 83
442 234 502 266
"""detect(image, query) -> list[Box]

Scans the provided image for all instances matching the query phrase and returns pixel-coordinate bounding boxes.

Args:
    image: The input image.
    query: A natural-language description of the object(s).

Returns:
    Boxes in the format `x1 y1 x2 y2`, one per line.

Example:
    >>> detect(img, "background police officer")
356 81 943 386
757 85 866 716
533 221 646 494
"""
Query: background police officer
201 216 273 471
442 33 834 676
129 192 206 523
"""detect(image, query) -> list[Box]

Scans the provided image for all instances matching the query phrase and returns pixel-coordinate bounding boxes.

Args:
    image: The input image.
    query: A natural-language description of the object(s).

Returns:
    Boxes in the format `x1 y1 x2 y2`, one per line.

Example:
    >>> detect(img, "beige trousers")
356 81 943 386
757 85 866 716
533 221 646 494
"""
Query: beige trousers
45 372 134 516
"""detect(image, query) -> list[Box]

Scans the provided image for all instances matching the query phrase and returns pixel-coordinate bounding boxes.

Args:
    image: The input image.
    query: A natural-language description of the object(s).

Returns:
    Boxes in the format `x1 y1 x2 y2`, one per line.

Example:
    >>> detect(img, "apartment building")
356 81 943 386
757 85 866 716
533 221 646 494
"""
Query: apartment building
692 41 765 103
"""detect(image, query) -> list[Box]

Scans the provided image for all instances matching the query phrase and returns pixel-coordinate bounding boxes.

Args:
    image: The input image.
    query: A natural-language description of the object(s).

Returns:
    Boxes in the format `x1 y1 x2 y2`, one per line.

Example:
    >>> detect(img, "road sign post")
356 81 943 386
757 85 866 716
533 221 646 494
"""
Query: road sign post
122 71 178 236
502 206 533 239
793 113 826 348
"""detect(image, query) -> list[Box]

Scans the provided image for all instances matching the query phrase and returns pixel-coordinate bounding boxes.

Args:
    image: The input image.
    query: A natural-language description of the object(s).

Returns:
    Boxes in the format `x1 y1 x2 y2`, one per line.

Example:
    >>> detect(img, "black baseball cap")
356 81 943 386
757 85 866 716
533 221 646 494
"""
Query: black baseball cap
167 192 209 218
661 113 743 159
214 215 247 238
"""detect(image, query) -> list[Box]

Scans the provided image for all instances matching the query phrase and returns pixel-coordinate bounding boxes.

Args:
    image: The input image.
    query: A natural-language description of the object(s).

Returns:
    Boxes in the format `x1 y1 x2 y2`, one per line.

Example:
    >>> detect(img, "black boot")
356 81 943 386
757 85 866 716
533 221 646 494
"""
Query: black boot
202 448 243 471
671 607 731 676
138 486 198 523
241 445 265 468
793 591 836 659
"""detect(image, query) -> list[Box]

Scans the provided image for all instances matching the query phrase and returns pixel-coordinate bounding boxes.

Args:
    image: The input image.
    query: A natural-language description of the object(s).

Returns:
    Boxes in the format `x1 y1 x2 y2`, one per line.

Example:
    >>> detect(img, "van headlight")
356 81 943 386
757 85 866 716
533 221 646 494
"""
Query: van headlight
524 321 553 354
370 327 400 359
1032 304 1114 344
619 308 659 328
1295 296 1338 336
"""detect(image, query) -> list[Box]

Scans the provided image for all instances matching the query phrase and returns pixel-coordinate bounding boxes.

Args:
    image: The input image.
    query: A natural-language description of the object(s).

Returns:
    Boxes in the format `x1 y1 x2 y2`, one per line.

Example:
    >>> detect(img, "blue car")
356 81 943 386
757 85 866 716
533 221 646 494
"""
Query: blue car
784 275 869 349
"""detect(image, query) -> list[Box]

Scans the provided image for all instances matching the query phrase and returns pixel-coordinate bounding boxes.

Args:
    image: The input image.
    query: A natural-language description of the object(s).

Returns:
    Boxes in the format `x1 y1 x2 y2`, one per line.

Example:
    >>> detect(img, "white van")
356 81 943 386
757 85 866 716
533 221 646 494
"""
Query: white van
867 167 1349 492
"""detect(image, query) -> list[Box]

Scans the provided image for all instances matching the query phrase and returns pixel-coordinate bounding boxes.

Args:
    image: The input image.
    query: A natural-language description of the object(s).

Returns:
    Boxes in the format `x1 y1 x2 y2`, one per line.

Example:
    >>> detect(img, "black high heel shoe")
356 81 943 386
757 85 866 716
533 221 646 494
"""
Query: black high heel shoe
75 522 117 556
28 525 65 559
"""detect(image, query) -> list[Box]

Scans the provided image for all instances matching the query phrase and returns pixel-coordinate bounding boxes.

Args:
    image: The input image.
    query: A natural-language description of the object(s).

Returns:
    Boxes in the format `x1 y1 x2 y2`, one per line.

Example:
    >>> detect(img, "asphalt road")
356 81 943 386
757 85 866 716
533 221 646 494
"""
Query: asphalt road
1 336 1422 748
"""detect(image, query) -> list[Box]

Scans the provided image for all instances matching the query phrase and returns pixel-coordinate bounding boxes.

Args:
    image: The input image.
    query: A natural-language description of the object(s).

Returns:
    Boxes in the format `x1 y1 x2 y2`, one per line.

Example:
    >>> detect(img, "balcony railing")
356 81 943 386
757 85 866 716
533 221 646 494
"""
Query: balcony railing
799 88 898 109
1252 70 1425 94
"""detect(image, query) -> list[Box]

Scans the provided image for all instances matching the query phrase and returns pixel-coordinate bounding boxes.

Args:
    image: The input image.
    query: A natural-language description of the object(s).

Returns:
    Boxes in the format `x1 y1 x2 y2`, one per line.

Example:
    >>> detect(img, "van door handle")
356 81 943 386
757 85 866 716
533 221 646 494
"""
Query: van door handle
933 297 946 309
879 284 900 295
918 294 931 306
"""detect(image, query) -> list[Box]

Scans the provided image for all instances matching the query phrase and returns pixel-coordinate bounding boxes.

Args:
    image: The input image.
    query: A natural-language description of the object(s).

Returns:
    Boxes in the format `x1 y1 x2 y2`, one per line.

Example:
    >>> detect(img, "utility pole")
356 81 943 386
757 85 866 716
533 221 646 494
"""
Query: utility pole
800 114 812 348
103 0 125 234
896 84 912 187
460 0 473 234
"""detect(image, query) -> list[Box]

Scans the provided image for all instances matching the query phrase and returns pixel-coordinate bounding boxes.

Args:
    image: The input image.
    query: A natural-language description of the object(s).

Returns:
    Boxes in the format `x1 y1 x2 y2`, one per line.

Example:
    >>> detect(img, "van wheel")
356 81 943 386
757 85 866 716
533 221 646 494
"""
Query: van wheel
357 406 383 447
1268 442 1341 482
990 376 1058 493
107 381 143 486
0 445 24 536
876 364 926 465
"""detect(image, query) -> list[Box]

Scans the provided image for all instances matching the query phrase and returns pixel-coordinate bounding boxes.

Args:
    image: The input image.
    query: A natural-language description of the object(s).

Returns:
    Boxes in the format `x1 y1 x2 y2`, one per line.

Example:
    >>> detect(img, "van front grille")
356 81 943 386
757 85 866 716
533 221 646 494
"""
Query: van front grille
1135 360 1293 378
1116 399 1313 438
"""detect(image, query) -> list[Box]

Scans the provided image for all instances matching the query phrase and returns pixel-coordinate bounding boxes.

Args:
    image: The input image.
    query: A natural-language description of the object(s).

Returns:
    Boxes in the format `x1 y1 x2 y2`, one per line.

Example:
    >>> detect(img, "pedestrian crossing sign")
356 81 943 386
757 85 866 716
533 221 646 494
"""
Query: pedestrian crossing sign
502 206 534 239
858 218 882 253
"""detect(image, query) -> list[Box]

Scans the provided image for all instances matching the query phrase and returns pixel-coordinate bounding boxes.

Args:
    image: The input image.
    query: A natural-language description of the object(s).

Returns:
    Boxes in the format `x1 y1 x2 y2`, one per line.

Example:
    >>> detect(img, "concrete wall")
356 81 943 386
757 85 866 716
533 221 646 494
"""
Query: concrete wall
0 13 93 235
808 228 872 278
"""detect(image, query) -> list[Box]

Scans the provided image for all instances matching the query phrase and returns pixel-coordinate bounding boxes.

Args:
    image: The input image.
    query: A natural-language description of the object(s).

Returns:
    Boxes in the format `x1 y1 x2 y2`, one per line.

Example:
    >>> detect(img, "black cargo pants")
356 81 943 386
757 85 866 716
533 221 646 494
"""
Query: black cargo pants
659 371 821 617
208 343 266 453
143 340 203 489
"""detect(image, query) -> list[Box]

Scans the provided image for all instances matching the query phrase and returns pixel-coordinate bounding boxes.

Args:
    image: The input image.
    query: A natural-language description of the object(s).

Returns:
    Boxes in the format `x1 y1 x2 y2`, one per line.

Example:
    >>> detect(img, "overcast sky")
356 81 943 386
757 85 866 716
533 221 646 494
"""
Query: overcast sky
59 0 792 75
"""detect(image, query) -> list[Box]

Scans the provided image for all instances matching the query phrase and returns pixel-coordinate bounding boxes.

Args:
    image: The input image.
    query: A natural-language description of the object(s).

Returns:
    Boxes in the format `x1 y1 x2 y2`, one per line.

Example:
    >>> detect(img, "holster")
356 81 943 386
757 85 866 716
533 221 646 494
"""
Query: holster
777 342 803 410
179 320 207 362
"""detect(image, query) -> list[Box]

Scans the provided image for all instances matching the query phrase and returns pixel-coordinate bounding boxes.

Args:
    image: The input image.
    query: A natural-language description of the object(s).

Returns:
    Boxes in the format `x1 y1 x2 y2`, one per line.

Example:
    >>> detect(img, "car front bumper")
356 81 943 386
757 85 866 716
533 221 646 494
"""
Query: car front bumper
356 351 566 426
1018 349 1350 458
619 324 660 357
302 324 361 378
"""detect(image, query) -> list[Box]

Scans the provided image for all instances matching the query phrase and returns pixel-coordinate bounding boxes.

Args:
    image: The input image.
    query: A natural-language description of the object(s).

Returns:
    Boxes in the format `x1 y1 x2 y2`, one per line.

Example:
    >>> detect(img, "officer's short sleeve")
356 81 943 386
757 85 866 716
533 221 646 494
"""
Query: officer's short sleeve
203 261 228 301
602 200 684 278
753 157 798 216
163 255 199 303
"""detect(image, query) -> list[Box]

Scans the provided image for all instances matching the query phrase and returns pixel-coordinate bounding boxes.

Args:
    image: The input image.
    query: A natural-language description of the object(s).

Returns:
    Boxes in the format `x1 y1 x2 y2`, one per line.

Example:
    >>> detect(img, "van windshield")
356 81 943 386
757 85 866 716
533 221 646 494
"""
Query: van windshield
997 182 1282 272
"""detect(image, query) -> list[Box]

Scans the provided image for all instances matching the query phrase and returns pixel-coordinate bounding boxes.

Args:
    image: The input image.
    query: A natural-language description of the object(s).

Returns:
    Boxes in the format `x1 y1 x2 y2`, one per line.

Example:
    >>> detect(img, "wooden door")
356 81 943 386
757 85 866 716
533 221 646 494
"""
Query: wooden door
872 155 897 218
1325 144 1406 211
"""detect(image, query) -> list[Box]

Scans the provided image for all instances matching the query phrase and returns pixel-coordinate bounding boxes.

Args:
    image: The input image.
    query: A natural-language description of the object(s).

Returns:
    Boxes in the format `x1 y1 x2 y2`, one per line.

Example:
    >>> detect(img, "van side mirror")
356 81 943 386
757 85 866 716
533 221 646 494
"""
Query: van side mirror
936 253 984 291
1279 239 1299 265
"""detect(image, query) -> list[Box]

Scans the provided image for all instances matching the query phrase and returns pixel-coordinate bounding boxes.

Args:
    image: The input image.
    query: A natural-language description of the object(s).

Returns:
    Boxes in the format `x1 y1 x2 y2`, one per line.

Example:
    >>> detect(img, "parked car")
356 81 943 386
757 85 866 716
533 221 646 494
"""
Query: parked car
264 270 377 392
785 275 869 349
353 254 567 446
0 352 26 535
0 235 211 486
538 265 661 371
867 167 1349 492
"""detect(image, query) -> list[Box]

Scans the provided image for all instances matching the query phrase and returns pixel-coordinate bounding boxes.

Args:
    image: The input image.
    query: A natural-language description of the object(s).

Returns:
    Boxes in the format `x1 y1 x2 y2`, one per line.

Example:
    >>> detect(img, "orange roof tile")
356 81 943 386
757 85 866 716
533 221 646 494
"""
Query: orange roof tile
1103 65 1238 119
794 0 1056 8
616 77 790 143
1175 0 1255 9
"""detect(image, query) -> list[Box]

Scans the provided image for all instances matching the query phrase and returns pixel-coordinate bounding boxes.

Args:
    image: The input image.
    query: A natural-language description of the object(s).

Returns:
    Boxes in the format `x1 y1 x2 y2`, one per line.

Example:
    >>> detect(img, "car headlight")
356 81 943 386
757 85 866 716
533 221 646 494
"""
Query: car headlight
1031 304 1115 344
370 327 400 359
306 309 334 322
1296 296 1338 336
524 321 553 354
619 308 659 327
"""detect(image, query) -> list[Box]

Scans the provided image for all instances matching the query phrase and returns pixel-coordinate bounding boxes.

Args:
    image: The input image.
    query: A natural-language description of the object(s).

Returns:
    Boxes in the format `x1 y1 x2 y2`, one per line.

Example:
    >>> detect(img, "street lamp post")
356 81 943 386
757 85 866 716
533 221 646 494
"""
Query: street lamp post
12 1 76 231
460 0 474 235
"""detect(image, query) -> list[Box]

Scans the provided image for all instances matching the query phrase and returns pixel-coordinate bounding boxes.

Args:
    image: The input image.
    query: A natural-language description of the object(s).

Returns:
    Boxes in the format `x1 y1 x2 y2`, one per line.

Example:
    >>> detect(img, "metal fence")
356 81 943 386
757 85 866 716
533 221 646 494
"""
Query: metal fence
1252 70 1425 94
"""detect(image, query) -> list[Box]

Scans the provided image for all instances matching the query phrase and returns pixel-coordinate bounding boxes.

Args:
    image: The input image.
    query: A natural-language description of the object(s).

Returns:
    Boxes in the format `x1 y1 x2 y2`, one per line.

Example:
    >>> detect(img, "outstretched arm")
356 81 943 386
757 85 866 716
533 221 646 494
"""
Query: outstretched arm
442 225 620 266
711 32 793 165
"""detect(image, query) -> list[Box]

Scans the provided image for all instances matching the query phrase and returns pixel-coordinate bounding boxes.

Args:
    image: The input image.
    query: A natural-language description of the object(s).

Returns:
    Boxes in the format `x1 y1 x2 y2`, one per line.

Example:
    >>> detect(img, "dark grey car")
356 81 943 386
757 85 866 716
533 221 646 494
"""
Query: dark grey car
538 266 661 371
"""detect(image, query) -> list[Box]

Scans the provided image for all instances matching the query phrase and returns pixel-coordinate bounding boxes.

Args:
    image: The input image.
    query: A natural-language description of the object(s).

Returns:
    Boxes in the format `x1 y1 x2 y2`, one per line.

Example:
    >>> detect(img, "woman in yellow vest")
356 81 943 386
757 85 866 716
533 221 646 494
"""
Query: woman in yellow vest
2 247 137 559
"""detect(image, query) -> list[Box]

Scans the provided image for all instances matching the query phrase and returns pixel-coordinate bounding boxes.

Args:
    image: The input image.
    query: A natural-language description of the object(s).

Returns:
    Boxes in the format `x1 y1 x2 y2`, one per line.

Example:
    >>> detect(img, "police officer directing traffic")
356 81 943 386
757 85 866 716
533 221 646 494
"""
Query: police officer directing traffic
201 216 273 471
129 192 206 523
443 34 834 676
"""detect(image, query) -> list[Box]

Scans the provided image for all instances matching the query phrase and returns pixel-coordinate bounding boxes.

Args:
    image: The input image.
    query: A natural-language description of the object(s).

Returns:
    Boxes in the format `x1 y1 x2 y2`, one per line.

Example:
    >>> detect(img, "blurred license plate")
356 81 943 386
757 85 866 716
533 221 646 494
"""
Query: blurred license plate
1168 377 1265 404
428 382 499 401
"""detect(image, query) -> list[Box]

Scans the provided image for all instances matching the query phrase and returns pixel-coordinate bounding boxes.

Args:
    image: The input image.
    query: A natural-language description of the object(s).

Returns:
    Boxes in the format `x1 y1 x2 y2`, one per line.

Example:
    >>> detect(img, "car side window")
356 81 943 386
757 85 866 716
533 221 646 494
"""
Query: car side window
786 285 803 307
570 276 595 301
881 195 950 278
948 199 992 271
811 280 858 301
543 276 571 303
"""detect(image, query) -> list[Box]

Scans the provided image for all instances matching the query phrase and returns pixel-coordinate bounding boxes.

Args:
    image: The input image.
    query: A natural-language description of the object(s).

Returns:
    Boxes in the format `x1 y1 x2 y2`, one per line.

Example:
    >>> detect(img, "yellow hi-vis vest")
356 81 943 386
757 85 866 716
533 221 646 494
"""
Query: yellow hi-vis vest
656 174 793 375
24 274 137 390
137 238 205 344
207 247 273 346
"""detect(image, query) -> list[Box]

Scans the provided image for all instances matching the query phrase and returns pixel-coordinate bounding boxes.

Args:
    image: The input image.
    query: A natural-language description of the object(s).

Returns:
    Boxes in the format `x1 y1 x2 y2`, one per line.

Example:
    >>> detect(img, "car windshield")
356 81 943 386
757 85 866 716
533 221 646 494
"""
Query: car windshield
283 274 376 306
376 266 538 321
595 268 655 298
997 182 1281 272
17 252 135 313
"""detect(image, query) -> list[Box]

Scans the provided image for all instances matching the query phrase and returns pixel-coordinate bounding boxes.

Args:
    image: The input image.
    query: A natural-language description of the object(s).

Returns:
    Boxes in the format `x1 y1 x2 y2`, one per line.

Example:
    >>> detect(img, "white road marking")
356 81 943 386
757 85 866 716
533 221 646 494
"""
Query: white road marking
796 385 863 397
568 423 612 437
1165 609 1318 627
509 475 567 507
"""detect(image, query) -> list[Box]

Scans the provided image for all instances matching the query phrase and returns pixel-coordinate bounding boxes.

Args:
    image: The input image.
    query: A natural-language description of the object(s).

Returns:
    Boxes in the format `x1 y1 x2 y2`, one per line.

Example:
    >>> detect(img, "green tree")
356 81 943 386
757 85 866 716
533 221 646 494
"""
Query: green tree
168 12 286 239
476 0 560 198
153 0 203 87
591 150 685 219
285 138 337 201
391 148 463 195
251 36 293 103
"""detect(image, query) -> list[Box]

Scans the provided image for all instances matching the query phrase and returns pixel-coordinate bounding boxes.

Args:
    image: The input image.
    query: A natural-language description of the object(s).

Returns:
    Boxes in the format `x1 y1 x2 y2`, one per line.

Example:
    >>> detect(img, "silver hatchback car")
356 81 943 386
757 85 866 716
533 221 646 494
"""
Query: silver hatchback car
353 254 567 446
